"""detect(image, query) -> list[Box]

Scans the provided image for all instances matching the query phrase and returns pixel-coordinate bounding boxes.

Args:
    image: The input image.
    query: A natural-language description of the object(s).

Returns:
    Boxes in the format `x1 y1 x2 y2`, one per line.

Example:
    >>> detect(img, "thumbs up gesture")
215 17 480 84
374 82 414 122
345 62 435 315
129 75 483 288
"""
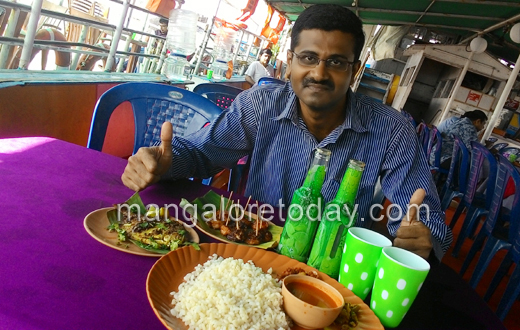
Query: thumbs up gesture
122 122 174 191
393 188 433 260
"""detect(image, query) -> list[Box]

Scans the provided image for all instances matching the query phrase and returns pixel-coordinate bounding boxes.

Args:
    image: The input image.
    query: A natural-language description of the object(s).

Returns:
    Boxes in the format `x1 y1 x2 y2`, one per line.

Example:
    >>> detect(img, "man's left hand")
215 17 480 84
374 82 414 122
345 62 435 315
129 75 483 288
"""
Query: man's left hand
393 189 433 259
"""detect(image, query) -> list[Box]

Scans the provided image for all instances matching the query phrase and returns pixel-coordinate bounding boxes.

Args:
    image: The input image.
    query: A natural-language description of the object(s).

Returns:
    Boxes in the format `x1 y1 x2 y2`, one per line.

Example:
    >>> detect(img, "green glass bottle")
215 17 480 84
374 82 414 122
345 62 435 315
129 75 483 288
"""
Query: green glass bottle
277 148 331 262
307 159 365 279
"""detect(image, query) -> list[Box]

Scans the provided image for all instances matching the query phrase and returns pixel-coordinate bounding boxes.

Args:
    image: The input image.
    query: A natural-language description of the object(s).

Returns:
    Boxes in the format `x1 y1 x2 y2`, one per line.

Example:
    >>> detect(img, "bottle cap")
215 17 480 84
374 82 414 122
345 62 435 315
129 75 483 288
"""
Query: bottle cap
349 159 366 170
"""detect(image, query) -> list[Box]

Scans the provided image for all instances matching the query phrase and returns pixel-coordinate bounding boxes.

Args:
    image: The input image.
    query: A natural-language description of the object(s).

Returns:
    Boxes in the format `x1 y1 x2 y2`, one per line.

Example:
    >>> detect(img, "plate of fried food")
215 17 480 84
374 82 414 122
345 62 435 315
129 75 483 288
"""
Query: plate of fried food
146 243 384 330
84 193 199 257
180 190 282 249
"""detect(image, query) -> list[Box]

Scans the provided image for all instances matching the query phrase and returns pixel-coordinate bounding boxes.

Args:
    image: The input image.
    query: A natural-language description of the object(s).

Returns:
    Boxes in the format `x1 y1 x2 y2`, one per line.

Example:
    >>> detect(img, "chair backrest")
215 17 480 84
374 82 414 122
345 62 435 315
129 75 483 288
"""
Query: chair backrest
445 135 471 193
257 77 285 86
401 110 417 127
192 83 243 110
427 126 442 168
492 142 509 152
87 82 222 154
416 122 430 155
500 147 520 159
464 142 498 207
483 155 520 242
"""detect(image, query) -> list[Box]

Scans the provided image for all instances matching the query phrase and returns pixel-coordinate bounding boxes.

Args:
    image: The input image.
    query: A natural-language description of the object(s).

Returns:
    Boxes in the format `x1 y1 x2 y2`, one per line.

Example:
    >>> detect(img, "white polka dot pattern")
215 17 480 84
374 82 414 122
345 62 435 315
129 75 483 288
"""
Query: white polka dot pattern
397 279 406 290
361 272 368 280
379 268 384 279
355 253 363 263
382 290 388 300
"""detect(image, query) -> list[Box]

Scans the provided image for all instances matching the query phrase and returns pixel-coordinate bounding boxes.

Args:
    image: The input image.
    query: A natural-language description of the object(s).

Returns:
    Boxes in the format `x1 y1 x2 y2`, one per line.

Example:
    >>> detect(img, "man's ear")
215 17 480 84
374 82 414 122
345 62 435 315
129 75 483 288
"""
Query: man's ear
350 61 362 86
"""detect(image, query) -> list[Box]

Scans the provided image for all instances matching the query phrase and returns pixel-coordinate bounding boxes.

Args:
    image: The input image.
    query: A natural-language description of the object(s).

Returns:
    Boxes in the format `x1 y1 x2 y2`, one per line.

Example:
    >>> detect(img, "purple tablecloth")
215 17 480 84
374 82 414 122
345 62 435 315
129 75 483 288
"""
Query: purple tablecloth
0 137 506 330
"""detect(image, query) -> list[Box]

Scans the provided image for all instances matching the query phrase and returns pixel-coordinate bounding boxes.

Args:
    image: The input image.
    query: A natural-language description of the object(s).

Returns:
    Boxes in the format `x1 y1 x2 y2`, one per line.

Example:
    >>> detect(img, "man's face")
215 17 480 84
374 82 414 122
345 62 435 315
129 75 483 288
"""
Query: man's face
260 53 271 65
159 23 168 33
287 29 360 112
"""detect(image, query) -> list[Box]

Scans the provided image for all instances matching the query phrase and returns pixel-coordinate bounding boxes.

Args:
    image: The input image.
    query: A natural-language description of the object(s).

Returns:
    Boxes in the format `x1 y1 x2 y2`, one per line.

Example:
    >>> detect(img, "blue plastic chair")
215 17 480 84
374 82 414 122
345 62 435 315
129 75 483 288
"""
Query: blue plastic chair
439 135 470 211
192 83 243 110
500 147 520 160
401 110 417 127
427 126 449 181
451 142 498 257
492 142 509 152
257 77 285 86
416 122 430 156
459 155 520 308
87 82 222 155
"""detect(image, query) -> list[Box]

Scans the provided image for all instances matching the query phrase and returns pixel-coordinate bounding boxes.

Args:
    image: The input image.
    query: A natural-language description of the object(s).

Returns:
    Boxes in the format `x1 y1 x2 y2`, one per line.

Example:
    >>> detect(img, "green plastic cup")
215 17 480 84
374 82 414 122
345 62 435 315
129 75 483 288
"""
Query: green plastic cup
207 70 214 79
370 247 430 328
338 227 392 300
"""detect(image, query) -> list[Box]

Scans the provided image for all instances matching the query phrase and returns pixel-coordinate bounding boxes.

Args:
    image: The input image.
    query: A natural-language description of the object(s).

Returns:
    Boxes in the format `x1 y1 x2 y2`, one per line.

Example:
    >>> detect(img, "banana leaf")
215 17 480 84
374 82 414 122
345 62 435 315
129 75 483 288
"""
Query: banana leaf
180 190 282 249
107 192 199 254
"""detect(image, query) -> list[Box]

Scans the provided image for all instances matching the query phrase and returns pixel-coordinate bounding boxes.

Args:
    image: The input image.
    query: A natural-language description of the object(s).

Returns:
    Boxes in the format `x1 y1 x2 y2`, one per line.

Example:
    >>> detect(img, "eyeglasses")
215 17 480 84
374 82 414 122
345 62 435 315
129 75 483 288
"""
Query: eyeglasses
289 50 357 72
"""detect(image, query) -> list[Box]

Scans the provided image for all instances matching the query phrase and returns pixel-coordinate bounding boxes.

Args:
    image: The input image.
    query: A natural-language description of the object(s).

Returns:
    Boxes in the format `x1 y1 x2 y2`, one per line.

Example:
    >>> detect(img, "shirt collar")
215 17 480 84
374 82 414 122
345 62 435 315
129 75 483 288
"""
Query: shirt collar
273 85 369 133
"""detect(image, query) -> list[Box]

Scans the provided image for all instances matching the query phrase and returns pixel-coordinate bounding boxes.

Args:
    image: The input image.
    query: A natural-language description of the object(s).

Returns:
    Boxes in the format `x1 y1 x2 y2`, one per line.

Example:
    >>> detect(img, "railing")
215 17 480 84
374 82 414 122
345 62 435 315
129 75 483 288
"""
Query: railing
0 0 167 73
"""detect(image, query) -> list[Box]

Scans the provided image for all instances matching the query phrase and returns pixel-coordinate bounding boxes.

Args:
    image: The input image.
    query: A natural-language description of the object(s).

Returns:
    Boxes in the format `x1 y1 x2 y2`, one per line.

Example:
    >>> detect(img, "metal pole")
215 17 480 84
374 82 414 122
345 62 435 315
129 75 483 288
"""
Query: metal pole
156 40 167 74
481 54 520 142
0 8 20 69
19 0 44 69
437 51 474 124
193 19 214 75
69 25 89 70
105 0 130 72
245 33 253 62
116 34 132 72
233 29 244 64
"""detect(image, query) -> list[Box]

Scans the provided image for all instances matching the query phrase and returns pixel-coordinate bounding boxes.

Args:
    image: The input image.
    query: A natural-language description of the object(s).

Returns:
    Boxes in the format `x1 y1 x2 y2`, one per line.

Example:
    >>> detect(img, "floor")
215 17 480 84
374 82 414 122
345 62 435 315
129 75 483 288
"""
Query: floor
441 204 520 330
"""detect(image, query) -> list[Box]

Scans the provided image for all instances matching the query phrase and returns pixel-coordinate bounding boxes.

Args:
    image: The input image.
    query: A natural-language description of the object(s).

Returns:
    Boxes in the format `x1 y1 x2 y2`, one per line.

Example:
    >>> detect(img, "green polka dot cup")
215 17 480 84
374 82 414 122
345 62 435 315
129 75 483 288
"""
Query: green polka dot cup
370 247 430 328
338 227 392 300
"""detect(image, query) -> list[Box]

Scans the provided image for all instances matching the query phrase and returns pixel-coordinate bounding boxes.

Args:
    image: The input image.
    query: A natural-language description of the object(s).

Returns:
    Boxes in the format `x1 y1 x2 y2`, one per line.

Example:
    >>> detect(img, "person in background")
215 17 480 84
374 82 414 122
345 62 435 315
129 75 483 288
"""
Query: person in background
155 18 169 37
244 48 274 85
122 4 452 262
436 110 488 169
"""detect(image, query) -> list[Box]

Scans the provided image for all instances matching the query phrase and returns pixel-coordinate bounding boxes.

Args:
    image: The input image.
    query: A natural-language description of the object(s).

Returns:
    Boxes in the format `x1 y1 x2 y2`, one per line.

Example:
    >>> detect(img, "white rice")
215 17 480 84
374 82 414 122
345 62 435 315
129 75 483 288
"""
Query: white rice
170 254 289 330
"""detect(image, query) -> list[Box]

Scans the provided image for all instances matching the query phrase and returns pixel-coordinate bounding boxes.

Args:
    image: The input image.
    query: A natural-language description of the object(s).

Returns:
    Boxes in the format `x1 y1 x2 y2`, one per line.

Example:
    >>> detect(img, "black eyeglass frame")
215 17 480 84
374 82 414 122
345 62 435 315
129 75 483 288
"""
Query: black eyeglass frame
288 50 358 72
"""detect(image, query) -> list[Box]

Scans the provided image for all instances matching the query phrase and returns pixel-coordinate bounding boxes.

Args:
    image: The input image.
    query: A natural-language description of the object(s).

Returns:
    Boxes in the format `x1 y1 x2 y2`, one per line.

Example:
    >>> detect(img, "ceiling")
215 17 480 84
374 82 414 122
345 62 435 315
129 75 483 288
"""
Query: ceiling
266 0 520 64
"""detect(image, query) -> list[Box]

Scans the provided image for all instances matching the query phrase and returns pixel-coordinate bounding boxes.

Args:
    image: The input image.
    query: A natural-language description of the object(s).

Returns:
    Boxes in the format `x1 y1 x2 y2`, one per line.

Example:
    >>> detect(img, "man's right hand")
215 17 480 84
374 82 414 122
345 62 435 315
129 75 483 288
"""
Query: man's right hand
121 122 173 191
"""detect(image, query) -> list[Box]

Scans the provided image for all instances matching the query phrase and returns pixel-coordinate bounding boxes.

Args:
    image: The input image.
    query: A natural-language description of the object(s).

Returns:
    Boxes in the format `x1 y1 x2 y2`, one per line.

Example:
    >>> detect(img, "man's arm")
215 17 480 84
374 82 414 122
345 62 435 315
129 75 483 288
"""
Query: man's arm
380 119 453 260
244 62 257 86
245 75 255 86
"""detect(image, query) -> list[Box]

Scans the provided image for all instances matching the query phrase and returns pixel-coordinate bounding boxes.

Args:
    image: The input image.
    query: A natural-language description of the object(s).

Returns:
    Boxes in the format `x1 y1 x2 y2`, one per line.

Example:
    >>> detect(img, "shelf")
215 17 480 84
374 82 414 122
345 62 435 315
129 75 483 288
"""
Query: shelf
358 82 386 94
362 72 390 84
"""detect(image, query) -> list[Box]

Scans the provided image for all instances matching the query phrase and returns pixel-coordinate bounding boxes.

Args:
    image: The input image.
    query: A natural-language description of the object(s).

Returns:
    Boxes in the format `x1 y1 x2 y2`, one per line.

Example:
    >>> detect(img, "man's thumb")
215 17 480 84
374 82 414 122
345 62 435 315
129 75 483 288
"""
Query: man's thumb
160 122 173 155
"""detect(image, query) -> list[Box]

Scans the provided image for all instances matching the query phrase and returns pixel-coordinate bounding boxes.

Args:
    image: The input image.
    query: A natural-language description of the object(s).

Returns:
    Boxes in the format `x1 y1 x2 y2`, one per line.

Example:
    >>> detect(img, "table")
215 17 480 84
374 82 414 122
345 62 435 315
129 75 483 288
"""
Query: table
0 137 506 330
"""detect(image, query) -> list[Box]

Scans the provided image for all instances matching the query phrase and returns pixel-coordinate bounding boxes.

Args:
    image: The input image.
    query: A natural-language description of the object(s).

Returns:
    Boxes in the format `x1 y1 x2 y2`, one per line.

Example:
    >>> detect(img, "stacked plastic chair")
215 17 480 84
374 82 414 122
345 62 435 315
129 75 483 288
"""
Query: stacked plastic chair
257 77 285 86
451 142 498 257
500 147 520 161
192 83 243 110
416 122 430 156
458 155 520 322
88 82 222 154
438 135 470 211
492 142 509 152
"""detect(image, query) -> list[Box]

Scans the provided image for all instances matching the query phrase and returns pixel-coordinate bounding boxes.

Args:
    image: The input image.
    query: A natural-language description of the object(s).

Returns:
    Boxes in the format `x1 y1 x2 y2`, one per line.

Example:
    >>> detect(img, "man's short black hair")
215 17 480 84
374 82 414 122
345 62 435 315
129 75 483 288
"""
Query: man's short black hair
290 4 365 61
260 48 273 56
159 18 168 25
462 110 488 122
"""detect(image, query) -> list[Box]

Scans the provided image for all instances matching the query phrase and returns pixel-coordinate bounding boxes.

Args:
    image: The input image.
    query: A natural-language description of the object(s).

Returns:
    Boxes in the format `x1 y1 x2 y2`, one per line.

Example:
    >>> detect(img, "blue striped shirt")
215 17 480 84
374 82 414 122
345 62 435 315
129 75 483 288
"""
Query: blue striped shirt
167 83 453 254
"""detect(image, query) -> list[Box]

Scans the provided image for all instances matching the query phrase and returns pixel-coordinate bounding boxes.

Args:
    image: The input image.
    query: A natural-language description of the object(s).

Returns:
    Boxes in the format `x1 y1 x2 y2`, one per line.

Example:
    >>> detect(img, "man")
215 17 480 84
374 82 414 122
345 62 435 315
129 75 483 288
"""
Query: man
155 18 169 37
436 110 488 168
122 5 452 261
244 48 275 85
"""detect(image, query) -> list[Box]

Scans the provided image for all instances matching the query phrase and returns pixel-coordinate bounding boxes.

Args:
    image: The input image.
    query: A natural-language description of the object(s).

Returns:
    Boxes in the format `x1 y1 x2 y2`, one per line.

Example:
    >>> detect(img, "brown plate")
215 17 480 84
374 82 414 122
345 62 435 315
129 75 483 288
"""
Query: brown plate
84 207 199 257
146 243 384 330
193 210 283 249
